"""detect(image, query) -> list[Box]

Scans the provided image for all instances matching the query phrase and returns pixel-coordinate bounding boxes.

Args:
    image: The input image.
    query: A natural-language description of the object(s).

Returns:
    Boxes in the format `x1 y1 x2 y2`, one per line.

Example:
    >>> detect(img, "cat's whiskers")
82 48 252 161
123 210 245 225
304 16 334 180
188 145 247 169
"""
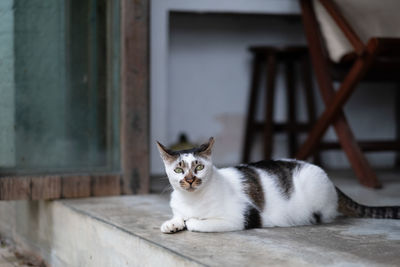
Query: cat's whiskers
160 184 173 195
159 176 173 195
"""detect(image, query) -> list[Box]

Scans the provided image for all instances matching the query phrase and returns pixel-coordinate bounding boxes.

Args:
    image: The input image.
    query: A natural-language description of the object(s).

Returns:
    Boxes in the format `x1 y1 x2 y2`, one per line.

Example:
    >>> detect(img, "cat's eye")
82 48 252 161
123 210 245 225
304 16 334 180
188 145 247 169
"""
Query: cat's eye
174 167 183 173
195 164 204 171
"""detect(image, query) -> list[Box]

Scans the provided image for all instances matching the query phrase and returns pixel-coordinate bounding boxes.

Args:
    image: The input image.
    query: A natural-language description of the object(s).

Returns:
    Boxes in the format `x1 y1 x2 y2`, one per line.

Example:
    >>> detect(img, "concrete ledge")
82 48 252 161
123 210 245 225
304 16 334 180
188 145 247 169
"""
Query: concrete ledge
0 194 399 266
0 197 201 267
0 170 400 266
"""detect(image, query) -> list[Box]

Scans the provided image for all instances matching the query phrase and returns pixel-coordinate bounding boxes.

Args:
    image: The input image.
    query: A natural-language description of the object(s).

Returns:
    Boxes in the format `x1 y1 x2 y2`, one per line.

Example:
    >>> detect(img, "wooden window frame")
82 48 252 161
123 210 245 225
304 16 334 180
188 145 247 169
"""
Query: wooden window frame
0 0 149 200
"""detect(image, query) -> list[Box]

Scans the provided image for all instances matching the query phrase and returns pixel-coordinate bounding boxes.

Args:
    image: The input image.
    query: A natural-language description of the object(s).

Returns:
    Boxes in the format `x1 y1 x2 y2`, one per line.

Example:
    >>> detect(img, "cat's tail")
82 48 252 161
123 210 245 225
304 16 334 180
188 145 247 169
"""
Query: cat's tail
336 187 400 219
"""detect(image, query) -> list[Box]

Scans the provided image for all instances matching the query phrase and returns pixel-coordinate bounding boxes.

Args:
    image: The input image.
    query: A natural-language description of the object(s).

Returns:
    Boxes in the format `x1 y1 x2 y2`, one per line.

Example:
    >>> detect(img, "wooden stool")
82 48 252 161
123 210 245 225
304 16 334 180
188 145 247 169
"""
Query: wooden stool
242 46 321 163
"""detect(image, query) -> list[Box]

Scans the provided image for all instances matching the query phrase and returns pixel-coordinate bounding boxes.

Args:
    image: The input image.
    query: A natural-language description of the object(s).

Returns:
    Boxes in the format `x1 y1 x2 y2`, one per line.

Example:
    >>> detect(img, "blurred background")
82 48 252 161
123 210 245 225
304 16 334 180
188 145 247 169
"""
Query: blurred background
0 0 398 178
150 10 397 175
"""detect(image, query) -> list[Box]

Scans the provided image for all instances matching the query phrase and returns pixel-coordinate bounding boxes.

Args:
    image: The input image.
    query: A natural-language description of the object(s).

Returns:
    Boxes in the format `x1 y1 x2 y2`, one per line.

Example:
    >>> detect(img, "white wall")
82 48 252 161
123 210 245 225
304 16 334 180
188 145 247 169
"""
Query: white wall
151 12 397 174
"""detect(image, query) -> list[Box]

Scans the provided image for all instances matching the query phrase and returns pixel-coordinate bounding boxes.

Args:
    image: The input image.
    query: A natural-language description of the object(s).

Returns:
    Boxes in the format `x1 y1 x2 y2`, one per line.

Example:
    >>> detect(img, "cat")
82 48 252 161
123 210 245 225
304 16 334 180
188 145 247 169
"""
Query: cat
157 137 400 233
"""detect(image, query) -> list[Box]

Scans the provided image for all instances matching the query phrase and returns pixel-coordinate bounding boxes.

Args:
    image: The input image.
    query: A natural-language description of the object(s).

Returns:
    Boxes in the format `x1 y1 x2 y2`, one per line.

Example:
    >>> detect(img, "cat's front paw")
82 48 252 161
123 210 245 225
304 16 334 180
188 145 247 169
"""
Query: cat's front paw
160 218 186 234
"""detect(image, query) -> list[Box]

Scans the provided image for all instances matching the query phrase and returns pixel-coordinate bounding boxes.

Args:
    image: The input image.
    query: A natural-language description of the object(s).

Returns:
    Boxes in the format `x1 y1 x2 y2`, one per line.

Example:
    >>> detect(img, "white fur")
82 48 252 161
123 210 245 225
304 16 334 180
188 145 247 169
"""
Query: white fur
160 155 339 233
259 163 338 227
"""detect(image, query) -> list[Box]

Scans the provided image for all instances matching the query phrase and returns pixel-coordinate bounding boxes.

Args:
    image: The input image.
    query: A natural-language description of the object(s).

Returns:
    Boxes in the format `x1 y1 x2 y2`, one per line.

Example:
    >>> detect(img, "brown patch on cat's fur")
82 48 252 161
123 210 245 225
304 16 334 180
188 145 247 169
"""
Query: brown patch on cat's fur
179 168 202 191
336 187 400 219
156 138 214 163
248 160 296 199
336 189 359 217
179 176 202 191
156 137 214 163
184 172 194 183
178 160 187 168
191 160 199 168
196 137 214 158
156 141 179 163
191 160 203 174
194 178 202 186
236 165 265 210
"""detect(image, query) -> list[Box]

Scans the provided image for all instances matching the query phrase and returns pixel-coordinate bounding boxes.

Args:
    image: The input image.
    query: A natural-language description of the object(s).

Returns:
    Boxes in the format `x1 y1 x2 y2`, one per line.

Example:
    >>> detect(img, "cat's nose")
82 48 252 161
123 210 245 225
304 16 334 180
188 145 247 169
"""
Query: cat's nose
185 177 195 184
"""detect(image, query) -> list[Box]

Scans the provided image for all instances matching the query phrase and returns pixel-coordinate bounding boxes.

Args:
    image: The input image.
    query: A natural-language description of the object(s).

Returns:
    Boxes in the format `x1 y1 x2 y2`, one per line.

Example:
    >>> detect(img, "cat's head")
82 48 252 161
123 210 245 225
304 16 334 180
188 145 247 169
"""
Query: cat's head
156 137 215 193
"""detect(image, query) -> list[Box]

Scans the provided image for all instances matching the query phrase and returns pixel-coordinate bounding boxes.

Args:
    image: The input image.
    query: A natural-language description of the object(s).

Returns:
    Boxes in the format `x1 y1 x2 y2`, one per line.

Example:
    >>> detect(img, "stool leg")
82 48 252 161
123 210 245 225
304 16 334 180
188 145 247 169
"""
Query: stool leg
242 55 262 163
264 53 277 160
285 60 297 158
301 55 322 165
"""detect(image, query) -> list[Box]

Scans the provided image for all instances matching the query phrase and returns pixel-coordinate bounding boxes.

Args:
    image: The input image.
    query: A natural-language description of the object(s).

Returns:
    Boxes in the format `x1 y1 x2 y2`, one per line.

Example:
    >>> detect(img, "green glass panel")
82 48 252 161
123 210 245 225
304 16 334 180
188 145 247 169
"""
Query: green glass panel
0 0 120 175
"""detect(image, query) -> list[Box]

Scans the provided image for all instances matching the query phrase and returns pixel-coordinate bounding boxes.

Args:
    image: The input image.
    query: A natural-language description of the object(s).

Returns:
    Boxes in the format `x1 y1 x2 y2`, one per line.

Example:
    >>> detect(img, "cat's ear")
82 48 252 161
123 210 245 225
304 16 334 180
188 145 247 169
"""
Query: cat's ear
197 137 214 158
156 141 178 163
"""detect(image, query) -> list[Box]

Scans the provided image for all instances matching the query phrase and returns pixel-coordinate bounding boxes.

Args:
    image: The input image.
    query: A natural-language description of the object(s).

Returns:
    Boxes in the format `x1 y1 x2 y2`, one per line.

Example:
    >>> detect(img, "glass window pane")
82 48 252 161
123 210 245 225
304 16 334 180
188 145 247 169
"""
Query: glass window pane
0 0 120 175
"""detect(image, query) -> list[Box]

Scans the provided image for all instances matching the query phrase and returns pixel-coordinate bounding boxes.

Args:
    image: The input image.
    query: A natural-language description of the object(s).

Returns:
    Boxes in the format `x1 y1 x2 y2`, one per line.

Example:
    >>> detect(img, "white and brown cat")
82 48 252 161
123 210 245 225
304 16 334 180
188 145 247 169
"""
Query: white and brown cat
157 137 399 233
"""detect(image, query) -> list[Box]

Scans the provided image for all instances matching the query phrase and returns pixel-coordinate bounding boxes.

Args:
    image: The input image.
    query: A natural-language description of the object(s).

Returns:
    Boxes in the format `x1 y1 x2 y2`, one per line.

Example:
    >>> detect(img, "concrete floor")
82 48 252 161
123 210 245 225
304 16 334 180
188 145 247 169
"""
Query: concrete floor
0 170 399 266
63 170 400 266
0 238 43 267
0 241 19 267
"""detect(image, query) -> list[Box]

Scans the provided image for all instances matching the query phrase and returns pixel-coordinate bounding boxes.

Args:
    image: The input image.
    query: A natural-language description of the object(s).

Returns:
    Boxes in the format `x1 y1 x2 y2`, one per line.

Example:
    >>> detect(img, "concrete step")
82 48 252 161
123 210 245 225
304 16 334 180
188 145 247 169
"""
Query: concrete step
1 170 400 266
60 195 400 267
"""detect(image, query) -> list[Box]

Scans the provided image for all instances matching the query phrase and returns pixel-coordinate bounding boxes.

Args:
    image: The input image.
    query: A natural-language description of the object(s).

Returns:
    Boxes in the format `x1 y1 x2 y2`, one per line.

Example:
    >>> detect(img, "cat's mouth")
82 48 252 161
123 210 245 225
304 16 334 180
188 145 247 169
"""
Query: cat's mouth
179 178 202 192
